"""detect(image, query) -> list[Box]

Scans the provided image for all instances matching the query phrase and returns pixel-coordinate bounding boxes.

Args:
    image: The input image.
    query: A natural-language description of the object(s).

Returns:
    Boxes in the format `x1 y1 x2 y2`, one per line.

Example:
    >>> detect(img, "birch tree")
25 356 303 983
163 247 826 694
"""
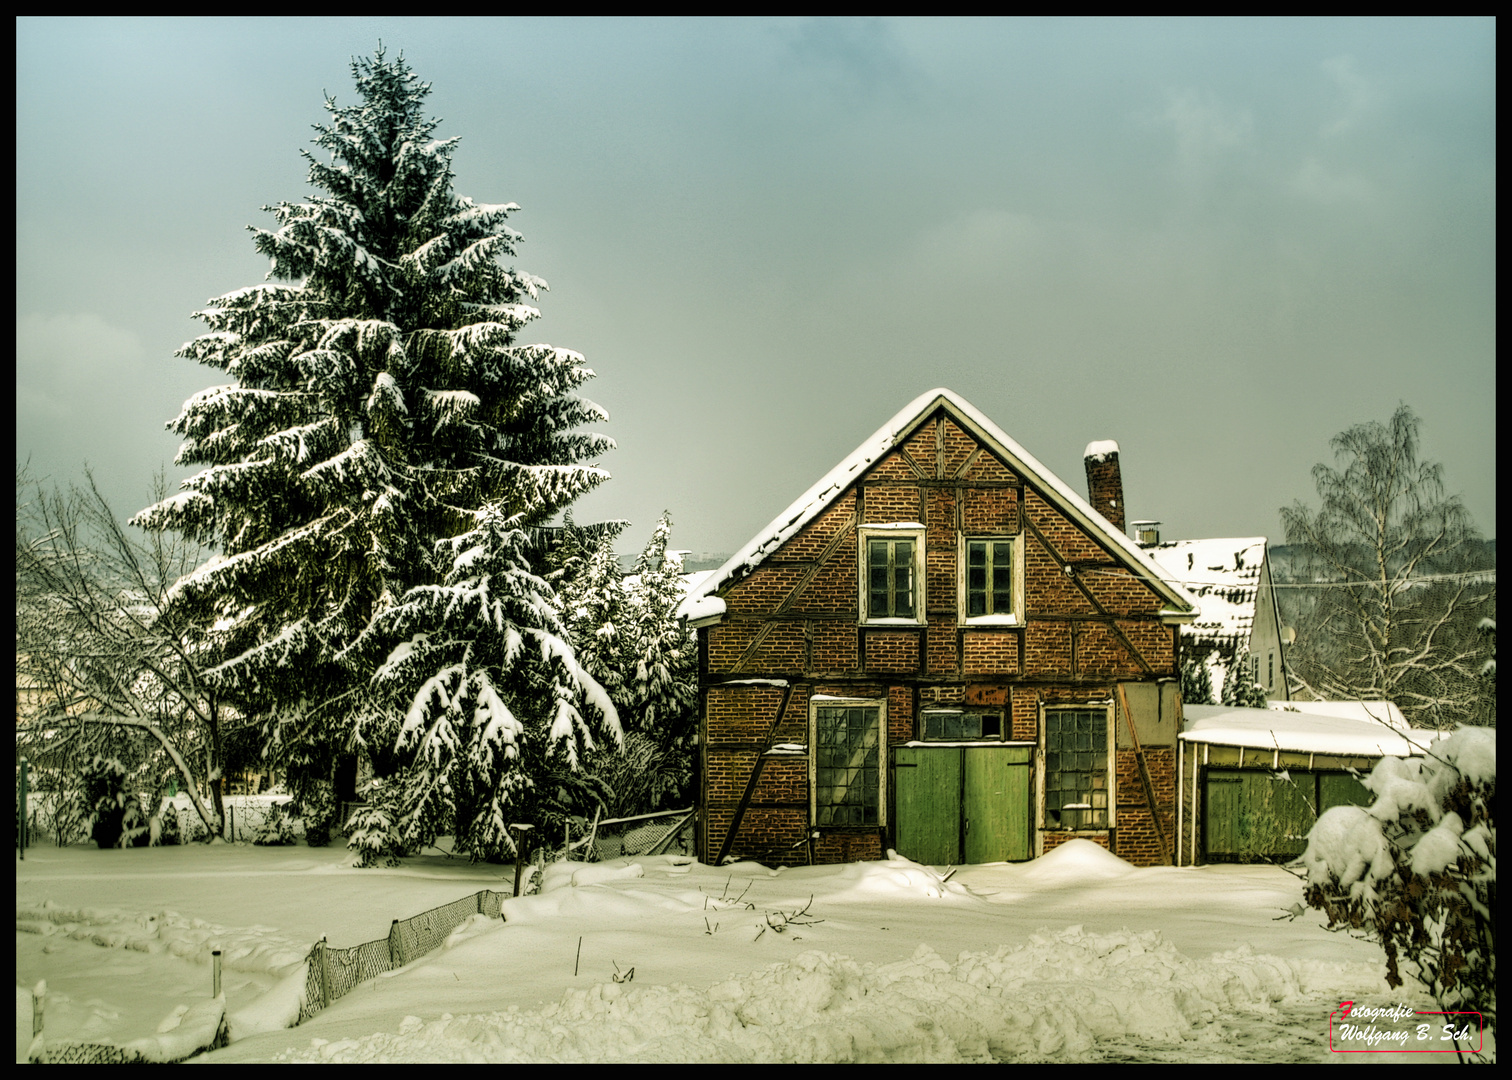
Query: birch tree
1279 405 1495 728
17 468 226 838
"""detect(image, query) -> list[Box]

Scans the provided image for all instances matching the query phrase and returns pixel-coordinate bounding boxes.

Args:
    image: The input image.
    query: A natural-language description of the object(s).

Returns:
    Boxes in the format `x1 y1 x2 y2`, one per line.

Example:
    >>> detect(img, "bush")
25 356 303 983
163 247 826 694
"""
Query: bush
252 802 297 846
346 781 407 868
152 801 182 846
1300 727 1495 1051
82 756 149 849
300 779 338 847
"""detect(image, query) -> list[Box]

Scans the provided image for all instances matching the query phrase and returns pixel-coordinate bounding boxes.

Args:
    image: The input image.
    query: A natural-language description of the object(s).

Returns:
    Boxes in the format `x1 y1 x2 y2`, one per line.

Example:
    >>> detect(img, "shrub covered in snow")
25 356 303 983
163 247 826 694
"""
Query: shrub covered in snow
252 802 297 846
346 781 408 868
152 801 182 846
1300 726 1495 1040
83 756 149 849
299 779 338 848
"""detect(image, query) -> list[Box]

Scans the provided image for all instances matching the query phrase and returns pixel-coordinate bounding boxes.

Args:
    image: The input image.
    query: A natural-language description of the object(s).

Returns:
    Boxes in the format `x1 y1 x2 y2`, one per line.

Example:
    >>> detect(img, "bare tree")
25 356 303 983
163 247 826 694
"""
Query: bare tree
1279 406 1495 729
16 466 232 837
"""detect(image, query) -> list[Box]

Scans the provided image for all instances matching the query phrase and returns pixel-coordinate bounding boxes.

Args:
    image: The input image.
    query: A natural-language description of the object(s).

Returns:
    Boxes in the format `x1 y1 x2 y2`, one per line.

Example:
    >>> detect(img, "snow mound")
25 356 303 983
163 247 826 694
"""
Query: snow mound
829 854 975 901
1018 840 1136 886
14 901 307 978
269 927 1384 1063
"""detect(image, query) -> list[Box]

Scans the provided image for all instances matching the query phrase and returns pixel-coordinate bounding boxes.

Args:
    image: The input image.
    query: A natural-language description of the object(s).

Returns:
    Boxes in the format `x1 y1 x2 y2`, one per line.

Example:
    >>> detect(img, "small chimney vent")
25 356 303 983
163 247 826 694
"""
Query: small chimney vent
1131 520 1161 547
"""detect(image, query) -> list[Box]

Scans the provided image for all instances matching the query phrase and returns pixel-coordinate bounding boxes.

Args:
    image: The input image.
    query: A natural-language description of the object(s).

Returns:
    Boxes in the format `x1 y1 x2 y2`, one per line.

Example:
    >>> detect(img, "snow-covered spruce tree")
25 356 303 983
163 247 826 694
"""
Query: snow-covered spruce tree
352 504 621 863
1180 654 1215 707
131 48 618 860
555 513 697 818
1300 727 1495 1055
1221 646 1269 708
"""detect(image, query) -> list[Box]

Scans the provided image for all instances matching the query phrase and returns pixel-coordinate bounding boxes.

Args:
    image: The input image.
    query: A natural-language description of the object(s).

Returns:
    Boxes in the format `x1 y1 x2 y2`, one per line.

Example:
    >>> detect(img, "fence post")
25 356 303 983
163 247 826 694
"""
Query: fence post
212 949 222 998
388 919 404 969
316 936 330 1010
511 823 533 897
18 758 27 860
32 980 45 1038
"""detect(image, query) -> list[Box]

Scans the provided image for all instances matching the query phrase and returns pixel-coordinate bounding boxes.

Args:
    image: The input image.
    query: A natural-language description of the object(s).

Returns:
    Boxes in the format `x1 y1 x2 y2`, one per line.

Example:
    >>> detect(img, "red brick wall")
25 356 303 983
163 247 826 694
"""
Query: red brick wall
864 631 920 674
1114 746 1176 866
963 631 1019 676
699 404 1183 868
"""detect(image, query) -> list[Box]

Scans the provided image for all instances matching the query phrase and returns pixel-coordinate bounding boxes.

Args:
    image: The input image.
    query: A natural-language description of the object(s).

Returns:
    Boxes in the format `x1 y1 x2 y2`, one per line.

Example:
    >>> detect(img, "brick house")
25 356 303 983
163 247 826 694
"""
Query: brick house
678 389 1200 868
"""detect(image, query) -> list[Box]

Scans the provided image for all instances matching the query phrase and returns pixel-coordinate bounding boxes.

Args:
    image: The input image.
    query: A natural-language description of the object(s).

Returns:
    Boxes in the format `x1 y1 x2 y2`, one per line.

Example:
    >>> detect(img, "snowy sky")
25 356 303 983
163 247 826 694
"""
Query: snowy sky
16 17 1495 558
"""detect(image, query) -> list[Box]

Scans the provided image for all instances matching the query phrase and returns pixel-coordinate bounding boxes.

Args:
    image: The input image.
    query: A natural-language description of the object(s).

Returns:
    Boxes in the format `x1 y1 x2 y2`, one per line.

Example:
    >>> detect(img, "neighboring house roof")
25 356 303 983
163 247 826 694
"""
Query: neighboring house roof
1146 537 1266 657
677 388 1200 622
1181 704 1427 757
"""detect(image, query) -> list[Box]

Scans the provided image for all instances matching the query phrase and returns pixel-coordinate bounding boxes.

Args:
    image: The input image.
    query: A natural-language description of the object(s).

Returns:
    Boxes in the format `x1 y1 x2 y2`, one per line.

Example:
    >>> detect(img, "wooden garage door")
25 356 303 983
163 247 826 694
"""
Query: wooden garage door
894 745 1031 864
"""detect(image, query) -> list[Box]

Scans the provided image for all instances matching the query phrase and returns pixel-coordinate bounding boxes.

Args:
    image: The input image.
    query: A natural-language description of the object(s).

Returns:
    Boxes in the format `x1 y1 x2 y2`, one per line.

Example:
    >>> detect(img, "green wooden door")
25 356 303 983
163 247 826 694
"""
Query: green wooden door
1318 772 1373 813
1204 768 1317 860
964 746 1032 862
894 746 962 865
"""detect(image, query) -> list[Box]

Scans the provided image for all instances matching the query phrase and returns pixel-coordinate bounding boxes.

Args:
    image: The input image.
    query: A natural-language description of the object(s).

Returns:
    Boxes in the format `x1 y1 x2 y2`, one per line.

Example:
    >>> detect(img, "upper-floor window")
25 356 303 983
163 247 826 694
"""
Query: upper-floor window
959 534 1024 625
965 539 1013 616
859 525 924 623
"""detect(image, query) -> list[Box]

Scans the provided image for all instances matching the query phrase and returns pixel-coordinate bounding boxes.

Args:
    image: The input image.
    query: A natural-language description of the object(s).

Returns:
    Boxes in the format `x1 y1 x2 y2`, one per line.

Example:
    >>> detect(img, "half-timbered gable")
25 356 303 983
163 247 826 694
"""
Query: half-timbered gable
680 389 1199 868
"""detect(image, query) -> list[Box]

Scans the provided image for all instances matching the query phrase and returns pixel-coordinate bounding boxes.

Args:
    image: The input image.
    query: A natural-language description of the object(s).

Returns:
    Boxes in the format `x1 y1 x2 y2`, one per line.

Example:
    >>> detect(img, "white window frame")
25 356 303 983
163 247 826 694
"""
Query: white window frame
1038 703 1115 832
810 696 887 827
958 533 1026 626
858 524 926 626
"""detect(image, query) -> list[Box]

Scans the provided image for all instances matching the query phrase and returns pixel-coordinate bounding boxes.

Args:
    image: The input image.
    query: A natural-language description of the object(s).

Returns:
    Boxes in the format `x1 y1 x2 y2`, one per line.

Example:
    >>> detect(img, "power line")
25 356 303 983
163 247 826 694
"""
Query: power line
1080 567 1495 590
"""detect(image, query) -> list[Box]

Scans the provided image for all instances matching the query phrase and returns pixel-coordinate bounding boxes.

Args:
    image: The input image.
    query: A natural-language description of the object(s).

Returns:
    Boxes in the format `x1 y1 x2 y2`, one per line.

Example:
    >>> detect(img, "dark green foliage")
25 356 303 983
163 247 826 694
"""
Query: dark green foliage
83 756 147 849
1180 655 1215 707
299 779 339 847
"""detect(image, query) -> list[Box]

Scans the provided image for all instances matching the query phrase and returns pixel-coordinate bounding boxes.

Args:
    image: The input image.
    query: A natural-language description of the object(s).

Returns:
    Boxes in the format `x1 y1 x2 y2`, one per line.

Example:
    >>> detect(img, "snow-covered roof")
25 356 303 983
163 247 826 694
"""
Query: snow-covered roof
677 389 1199 621
1267 699 1409 734
1145 538 1265 669
1180 704 1428 757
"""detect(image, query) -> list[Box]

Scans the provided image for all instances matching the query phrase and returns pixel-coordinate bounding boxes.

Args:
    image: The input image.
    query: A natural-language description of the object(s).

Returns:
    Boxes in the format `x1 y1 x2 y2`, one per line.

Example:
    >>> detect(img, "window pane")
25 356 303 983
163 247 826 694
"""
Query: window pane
893 541 914 617
1045 709 1108 829
815 706 880 825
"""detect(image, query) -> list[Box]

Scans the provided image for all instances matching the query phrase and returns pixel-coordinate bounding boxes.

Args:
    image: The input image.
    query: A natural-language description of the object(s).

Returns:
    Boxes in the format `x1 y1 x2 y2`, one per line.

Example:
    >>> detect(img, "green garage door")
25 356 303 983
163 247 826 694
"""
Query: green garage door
1204 768 1373 862
894 745 1031 864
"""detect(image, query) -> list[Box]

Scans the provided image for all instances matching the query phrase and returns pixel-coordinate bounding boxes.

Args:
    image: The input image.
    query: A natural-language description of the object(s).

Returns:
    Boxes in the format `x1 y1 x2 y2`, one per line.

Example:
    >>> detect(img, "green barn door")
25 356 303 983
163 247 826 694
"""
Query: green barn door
1318 772 1372 813
894 746 962 865
1205 769 1318 860
964 746 1032 862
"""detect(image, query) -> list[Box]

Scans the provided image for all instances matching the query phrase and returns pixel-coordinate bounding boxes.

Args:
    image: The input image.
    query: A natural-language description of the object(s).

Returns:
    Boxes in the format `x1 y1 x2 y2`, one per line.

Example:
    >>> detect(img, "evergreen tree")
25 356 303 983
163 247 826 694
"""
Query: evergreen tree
1221 647 1269 708
621 514 698 749
132 48 617 857
1180 654 1215 707
557 513 697 817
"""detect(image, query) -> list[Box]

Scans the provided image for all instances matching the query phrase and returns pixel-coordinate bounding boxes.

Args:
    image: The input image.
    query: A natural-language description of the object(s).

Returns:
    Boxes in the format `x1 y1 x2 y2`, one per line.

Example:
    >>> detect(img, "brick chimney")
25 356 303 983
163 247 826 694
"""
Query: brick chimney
1083 440 1126 535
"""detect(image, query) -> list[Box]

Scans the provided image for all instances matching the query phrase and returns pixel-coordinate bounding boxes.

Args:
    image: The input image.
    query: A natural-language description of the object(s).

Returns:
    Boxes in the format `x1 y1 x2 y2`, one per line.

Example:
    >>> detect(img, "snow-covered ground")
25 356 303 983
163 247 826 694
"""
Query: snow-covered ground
15 839 1464 1063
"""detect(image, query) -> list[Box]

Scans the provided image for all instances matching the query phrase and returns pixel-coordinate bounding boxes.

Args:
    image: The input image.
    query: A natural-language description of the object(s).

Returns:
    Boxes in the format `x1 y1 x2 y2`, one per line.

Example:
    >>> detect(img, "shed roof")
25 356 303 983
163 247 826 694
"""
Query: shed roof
1181 704 1429 757
677 388 1200 621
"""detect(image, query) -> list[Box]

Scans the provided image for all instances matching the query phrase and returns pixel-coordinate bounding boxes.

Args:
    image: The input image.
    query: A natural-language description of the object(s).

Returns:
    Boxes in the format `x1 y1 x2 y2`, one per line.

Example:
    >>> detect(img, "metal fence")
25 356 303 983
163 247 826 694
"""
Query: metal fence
587 808 696 861
298 888 514 1024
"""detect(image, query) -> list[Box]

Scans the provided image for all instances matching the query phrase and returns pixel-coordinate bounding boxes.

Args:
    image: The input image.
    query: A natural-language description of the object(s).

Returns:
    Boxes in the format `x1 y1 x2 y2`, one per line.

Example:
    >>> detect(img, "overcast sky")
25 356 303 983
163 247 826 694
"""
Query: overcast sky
17 17 1495 560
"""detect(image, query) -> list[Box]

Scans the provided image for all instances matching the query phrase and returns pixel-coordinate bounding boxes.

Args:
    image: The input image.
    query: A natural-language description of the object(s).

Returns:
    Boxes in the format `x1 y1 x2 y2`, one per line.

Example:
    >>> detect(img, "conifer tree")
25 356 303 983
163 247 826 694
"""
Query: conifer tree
1180 654 1215 707
1221 646 1269 708
132 48 618 856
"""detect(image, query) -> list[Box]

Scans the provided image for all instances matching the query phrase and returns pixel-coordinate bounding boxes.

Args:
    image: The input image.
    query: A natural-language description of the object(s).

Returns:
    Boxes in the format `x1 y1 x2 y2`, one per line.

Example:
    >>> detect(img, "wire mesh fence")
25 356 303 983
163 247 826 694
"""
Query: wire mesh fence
297 888 514 1024
588 808 696 861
